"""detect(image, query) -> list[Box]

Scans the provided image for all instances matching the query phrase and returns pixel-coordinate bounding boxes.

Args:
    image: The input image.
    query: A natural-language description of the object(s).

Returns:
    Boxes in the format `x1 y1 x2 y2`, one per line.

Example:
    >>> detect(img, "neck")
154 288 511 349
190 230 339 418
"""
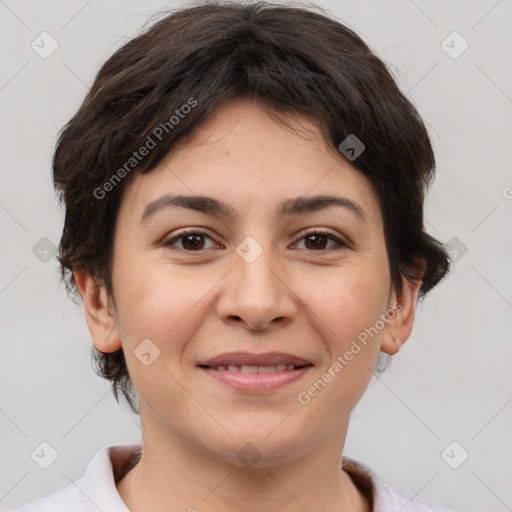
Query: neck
116 421 371 512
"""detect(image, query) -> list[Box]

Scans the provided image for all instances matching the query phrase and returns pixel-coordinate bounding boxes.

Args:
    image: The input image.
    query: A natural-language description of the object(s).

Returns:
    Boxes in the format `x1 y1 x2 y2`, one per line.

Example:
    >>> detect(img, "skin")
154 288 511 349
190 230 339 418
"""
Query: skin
75 96 423 512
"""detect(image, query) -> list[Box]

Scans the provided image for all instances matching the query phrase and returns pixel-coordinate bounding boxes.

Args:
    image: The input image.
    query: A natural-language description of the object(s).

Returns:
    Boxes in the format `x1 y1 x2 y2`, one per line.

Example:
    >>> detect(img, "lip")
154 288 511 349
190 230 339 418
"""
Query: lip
196 351 313 393
198 365 312 392
197 351 313 367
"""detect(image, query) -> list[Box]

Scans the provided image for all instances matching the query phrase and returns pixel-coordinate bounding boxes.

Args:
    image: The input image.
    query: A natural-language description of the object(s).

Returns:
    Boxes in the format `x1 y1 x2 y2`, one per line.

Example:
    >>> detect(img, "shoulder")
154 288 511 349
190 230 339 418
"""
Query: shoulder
375 479 453 511
9 444 140 512
342 456 453 512
9 481 85 511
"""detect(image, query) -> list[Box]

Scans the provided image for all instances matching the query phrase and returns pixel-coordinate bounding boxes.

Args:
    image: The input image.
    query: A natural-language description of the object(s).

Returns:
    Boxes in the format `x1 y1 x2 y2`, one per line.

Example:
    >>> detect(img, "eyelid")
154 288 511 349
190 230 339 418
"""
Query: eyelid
163 227 221 249
291 228 349 250
163 227 350 252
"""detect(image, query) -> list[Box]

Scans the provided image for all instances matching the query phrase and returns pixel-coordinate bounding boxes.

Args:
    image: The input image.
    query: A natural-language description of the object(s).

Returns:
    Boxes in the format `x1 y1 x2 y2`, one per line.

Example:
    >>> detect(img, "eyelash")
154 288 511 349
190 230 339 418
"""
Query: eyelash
163 228 348 252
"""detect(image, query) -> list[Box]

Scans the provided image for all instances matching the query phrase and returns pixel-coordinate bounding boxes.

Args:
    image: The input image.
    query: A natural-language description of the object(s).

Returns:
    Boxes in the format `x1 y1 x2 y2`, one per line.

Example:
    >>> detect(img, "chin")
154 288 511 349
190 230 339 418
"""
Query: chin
200 428 310 468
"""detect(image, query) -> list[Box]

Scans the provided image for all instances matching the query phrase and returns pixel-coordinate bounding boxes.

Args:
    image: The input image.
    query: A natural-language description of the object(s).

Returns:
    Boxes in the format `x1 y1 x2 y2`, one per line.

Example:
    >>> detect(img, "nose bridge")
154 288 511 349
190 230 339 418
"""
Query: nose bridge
239 244 277 290
218 235 296 329
234 236 282 300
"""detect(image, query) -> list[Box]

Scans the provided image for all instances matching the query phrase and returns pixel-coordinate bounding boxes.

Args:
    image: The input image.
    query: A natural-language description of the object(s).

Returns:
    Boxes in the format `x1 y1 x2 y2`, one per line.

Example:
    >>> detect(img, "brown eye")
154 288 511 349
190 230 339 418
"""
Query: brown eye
164 230 218 251
294 231 347 251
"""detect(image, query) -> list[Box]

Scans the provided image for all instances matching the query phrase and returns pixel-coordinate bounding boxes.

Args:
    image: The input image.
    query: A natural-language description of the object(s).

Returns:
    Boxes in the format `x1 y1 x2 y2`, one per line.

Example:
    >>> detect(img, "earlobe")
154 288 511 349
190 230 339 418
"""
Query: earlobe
73 270 122 353
381 275 423 355
381 335 402 355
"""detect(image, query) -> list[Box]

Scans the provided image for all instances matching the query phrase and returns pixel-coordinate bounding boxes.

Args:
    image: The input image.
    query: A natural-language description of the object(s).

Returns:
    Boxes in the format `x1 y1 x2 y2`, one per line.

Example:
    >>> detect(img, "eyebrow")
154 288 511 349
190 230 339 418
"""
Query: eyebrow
139 193 367 224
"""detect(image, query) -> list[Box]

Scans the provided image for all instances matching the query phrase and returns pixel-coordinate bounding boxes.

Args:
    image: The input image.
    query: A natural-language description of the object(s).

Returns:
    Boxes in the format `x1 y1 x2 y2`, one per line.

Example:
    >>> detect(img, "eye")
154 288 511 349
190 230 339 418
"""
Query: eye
163 229 220 251
163 228 348 252
293 230 348 251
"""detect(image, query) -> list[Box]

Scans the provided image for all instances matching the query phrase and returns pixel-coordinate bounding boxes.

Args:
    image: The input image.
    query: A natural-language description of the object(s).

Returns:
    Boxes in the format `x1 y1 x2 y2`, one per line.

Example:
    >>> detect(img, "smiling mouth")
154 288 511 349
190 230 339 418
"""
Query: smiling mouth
197 363 313 392
198 364 312 373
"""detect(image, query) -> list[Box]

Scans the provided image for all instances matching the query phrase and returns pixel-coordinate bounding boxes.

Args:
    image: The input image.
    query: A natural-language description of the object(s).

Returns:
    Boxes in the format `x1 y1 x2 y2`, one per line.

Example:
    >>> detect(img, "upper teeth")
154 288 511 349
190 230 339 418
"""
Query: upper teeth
212 364 297 373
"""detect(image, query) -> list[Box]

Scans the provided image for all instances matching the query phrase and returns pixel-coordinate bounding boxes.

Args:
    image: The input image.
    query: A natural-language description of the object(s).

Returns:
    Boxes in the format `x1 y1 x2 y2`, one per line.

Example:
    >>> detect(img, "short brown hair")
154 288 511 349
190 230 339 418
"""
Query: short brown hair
53 1 451 414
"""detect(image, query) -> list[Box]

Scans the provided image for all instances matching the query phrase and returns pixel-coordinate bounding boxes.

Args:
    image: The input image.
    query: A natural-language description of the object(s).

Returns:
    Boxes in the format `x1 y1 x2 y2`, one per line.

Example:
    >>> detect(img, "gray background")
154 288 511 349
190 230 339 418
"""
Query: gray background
1 1 511 511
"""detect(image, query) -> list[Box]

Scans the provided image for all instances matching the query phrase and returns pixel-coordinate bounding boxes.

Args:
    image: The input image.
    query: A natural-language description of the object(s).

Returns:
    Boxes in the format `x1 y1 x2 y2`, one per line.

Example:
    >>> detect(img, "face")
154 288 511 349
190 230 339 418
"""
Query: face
79 97 418 466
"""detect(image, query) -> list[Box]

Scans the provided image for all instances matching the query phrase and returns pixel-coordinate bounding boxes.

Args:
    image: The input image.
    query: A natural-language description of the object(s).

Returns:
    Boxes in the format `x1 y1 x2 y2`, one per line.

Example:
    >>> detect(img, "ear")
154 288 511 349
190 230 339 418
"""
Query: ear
381 264 425 355
74 269 122 353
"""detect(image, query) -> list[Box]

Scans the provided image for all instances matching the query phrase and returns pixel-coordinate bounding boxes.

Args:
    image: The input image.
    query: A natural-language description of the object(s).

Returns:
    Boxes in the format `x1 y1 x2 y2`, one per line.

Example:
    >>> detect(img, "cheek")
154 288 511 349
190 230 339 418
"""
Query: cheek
116 275 196 343
112 269 205 411
113 257 220 365
295 262 388 406
324 266 389 384
303 262 389 345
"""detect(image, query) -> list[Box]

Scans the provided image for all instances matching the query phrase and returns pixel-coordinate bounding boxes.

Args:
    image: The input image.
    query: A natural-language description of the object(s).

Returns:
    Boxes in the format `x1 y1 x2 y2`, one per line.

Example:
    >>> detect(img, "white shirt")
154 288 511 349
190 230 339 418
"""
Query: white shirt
10 444 452 511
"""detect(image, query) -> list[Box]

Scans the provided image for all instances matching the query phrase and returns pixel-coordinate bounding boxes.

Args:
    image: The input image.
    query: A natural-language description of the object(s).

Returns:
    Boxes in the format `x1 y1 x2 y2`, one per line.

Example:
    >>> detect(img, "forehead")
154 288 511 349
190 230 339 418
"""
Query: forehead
118 97 383 230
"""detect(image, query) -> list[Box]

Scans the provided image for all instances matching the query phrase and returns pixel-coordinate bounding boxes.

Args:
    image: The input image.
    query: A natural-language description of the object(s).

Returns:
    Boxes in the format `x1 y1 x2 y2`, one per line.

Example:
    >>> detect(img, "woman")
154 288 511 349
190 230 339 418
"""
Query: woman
13 2 452 510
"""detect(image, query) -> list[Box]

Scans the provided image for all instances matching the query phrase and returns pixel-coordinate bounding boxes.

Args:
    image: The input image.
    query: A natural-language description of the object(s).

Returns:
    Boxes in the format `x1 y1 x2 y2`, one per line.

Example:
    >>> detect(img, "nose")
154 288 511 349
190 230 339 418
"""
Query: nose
216 244 297 331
